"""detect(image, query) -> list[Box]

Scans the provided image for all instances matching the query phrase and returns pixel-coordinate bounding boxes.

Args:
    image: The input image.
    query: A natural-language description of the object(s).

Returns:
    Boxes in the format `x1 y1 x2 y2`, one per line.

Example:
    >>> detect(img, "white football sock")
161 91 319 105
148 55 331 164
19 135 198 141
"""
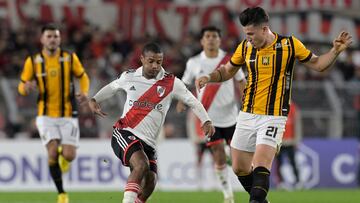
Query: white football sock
215 164 233 199
122 182 140 203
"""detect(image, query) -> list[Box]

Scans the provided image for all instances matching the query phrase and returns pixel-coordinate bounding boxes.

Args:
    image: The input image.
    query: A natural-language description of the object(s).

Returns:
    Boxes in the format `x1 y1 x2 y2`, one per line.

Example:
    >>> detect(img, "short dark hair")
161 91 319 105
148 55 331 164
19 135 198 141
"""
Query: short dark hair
41 23 59 33
200 26 221 38
142 42 162 55
239 7 269 26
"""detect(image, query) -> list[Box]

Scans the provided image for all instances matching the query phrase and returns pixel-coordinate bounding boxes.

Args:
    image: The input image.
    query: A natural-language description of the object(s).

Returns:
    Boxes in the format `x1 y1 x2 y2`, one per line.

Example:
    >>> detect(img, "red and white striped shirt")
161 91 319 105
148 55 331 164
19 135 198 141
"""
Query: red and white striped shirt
93 67 211 148
182 50 245 127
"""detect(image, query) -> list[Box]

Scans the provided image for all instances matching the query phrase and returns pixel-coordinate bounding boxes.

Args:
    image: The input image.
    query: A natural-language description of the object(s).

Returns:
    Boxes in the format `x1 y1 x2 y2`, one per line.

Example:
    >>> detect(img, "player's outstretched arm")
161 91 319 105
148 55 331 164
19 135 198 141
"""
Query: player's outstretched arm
90 81 120 117
195 62 240 91
304 31 352 72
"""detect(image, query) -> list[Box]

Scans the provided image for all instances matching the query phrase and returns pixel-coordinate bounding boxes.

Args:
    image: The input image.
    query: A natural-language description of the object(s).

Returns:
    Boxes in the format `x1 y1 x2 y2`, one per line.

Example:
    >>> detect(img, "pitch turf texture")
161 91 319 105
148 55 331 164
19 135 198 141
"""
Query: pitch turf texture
1 190 359 203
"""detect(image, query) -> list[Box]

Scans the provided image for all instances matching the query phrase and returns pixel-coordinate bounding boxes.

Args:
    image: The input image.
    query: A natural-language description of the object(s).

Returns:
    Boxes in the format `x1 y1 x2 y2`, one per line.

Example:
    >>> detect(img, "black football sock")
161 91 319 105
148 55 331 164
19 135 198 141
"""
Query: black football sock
238 171 253 194
250 166 270 203
49 161 65 194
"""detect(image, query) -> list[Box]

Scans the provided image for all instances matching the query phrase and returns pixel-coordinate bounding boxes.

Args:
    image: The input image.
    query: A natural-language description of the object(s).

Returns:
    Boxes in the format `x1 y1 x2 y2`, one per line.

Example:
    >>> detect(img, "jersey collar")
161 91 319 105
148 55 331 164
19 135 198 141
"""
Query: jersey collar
134 66 165 80
200 49 225 59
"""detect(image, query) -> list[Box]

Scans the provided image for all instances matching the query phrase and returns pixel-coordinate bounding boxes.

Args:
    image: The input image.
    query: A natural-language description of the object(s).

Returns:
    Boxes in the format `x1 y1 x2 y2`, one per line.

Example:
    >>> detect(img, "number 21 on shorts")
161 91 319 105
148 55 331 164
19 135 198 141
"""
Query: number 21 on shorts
265 126 278 138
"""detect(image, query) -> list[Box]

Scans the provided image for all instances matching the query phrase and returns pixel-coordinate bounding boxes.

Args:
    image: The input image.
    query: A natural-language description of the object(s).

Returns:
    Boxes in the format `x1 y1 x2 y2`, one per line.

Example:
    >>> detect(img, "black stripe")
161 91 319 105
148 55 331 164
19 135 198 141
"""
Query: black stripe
246 47 257 113
40 53 47 115
266 54 276 114
241 40 247 59
299 51 312 63
268 36 284 115
69 53 78 117
282 37 296 116
60 50 65 117
279 37 292 115
279 74 285 116
30 56 40 104
244 41 248 61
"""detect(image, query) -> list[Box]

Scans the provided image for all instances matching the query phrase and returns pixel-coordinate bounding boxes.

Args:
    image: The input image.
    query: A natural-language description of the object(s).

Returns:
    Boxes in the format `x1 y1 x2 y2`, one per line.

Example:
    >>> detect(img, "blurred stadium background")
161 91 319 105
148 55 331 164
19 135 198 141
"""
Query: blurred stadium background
0 0 360 202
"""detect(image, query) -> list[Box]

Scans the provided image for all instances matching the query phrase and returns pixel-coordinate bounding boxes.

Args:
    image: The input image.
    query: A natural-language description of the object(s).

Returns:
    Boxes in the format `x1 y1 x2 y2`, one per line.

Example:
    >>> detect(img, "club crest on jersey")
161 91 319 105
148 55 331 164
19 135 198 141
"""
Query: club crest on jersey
262 56 270 65
157 86 166 97
128 136 136 141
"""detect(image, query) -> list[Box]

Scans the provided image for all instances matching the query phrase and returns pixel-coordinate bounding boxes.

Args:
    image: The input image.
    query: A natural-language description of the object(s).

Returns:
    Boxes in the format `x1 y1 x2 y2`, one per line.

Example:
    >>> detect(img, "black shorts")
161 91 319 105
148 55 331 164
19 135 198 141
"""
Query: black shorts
111 129 157 173
206 125 235 147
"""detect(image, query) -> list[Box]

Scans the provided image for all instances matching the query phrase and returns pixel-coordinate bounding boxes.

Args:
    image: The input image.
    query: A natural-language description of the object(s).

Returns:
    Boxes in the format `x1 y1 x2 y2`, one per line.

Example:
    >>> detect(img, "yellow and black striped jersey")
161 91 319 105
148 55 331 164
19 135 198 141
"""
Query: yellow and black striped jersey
18 49 90 117
230 33 312 116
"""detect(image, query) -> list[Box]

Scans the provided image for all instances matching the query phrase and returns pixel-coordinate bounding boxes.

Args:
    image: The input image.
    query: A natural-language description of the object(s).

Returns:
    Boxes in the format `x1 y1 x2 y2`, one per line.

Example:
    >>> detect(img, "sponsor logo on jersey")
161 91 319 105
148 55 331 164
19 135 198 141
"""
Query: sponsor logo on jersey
129 100 163 111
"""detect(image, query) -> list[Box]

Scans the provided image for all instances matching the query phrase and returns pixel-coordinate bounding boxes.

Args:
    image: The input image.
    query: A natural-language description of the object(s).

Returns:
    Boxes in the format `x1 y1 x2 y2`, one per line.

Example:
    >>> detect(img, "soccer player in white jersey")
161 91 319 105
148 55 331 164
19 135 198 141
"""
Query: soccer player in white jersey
88 42 215 203
177 26 246 203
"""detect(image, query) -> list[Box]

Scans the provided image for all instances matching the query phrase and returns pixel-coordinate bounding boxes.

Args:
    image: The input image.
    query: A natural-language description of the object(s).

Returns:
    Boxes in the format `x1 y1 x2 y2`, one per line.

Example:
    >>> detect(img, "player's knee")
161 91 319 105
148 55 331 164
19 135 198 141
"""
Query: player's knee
133 161 150 174
62 150 76 162
232 164 250 176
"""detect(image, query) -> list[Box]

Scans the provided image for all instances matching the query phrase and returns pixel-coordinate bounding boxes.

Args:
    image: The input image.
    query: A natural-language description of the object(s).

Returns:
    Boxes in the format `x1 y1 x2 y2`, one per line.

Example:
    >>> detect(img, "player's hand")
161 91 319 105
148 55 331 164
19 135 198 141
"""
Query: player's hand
24 81 37 94
195 75 210 93
333 31 352 54
76 92 89 106
88 98 107 118
176 101 187 113
202 120 215 138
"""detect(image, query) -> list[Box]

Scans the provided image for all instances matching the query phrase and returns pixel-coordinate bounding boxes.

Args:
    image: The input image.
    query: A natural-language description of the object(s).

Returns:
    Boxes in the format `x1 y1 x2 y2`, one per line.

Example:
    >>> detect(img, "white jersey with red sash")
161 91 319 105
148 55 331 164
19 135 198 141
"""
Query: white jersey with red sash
182 50 245 128
109 67 210 149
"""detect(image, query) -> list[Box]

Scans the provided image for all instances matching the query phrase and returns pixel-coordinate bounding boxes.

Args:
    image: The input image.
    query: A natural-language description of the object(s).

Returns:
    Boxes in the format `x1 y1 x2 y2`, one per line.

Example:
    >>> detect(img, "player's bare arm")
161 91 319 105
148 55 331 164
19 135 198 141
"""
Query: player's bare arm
304 31 352 72
195 62 240 91
88 98 107 118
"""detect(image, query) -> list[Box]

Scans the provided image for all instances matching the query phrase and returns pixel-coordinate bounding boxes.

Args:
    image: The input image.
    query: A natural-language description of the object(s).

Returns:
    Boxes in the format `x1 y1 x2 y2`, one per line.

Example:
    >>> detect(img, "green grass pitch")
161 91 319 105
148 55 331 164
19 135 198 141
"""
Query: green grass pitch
1 189 359 203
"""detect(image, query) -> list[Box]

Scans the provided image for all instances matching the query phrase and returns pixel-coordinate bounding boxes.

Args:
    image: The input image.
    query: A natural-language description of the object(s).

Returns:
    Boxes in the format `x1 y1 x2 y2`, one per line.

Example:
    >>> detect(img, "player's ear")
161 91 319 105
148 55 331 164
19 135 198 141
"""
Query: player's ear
262 25 268 33
140 54 145 64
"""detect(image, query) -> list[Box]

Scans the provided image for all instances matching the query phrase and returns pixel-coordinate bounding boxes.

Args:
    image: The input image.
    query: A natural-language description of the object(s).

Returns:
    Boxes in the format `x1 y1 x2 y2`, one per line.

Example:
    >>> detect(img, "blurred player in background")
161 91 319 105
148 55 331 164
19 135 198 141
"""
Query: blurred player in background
196 7 352 203
275 102 302 190
88 42 215 203
18 23 90 203
186 110 211 189
177 26 246 203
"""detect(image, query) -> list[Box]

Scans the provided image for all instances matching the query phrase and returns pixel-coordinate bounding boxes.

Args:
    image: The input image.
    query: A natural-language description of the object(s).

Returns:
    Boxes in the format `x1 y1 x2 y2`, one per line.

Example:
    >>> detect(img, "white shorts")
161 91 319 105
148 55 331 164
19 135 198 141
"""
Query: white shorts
35 116 80 147
230 111 287 152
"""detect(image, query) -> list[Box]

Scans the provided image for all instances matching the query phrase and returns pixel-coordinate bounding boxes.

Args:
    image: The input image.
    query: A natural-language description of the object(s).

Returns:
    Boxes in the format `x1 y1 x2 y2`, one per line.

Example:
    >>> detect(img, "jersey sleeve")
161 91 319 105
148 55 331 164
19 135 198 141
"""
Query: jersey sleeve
230 40 246 66
181 59 195 86
172 78 211 124
71 53 90 95
109 72 128 91
72 53 86 77
18 56 34 95
93 73 127 103
292 36 312 63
